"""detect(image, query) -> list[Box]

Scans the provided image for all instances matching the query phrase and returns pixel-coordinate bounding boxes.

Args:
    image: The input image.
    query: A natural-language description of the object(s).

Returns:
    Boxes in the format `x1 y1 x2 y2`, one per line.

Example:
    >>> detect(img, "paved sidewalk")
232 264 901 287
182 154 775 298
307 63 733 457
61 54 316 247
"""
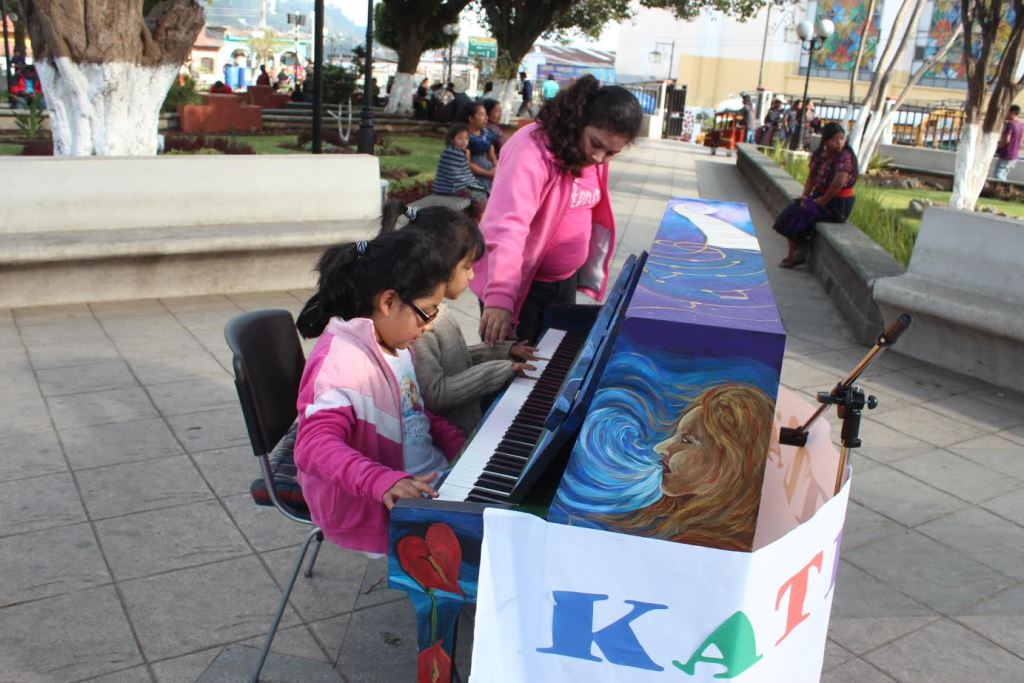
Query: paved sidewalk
1 140 1022 682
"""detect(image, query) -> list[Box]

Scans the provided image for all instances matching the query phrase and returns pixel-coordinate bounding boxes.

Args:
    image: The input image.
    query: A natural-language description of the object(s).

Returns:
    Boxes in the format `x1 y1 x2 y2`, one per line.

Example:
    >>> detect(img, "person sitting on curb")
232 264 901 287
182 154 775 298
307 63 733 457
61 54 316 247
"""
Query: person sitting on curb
772 122 859 269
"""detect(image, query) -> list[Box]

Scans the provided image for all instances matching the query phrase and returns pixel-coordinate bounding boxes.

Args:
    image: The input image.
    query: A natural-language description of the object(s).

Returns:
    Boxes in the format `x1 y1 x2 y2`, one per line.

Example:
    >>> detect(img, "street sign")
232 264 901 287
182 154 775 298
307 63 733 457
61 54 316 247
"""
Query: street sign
468 37 498 59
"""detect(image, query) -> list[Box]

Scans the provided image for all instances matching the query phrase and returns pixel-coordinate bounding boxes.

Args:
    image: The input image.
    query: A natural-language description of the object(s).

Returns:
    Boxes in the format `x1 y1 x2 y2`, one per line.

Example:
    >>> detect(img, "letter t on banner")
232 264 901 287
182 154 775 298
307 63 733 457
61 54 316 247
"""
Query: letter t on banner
775 552 824 645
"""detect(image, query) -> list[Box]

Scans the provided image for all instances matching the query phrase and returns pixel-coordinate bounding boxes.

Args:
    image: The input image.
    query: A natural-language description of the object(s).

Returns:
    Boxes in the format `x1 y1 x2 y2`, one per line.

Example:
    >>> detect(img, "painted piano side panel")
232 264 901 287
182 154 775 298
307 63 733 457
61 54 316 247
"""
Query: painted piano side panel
549 198 787 552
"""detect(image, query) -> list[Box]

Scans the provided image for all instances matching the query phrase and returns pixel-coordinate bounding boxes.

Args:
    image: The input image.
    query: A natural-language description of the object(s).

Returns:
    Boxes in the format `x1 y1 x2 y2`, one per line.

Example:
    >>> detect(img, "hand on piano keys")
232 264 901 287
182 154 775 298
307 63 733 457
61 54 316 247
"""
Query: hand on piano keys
437 328 581 503
383 472 440 510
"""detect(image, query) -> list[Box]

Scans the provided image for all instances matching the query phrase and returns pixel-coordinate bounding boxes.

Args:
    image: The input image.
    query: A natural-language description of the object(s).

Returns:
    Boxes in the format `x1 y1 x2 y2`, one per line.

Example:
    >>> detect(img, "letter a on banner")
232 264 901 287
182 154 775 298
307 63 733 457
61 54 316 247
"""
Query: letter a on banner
537 591 668 671
673 611 762 679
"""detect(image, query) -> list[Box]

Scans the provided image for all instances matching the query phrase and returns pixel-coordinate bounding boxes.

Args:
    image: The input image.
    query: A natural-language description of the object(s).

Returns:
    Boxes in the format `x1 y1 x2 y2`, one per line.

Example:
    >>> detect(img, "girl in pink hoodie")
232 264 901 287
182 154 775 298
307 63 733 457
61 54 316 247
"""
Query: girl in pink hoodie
473 74 643 345
294 208 475 554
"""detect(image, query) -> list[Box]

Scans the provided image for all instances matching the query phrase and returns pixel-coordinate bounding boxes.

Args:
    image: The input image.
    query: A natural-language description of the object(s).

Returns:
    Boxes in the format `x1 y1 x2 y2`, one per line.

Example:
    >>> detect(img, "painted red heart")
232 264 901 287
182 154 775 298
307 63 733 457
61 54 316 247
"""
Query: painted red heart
396 522 464 595
417 640 452 683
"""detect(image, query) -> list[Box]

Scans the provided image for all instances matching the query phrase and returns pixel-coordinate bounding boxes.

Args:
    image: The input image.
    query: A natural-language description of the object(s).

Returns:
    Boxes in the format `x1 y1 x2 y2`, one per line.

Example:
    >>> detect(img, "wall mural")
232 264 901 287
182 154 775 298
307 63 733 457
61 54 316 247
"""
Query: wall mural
811 0 880 72
922 0 1016 82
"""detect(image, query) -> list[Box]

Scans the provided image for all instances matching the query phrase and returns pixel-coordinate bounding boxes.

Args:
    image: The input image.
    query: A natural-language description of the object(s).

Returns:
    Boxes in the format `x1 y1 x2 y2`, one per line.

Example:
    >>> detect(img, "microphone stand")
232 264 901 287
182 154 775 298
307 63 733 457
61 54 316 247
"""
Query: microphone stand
779 313 912 495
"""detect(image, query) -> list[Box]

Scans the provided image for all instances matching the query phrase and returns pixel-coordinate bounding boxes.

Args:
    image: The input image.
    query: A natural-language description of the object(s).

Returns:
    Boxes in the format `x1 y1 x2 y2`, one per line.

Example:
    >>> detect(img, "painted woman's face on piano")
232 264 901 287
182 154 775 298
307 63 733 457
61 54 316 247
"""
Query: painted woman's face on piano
655 407 713 497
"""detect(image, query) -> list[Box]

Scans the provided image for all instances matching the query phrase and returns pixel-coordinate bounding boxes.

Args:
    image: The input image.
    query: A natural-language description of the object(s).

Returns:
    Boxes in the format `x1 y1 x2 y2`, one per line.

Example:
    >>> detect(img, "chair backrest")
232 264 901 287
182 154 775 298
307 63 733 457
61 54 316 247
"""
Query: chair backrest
224 309 306 457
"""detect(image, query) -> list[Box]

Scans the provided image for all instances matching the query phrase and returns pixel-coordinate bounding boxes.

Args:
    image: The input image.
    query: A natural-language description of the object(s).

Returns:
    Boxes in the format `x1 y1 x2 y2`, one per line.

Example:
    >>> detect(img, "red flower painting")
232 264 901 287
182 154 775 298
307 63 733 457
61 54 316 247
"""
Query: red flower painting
417 641 453 683
397 522 465 596
397 522 466 683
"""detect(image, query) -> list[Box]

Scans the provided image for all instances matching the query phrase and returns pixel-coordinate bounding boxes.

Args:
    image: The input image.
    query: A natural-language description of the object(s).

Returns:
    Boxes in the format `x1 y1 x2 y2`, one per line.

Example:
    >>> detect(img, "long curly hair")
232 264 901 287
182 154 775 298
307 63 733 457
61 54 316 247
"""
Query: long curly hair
534 74 642 176
606 383 775 552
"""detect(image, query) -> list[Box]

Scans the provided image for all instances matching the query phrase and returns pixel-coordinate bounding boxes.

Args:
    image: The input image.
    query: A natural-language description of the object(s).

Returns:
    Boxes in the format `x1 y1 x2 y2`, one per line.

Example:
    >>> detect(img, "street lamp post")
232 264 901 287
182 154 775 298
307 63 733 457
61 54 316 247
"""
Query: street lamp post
647 40 676 81
442 24 458 85
0 0 12 89
312 0 324 154
790 18 835 151
287 12 306 62
356 0 375 154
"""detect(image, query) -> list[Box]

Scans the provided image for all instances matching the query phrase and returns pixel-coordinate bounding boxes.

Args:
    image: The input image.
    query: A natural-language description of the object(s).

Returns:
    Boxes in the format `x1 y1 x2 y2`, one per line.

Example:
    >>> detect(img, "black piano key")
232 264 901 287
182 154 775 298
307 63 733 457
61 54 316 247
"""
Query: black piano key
495 443 533 457
467 490 511 504
470 482 513 498
485 461 523 477
506 425 541 439
475 474 515 492
479 468 518 482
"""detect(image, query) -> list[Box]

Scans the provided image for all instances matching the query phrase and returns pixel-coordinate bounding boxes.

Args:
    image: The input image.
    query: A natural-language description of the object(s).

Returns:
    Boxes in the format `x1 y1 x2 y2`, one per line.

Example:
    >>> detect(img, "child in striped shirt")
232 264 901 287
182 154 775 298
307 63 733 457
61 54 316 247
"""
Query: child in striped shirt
434 123 489 217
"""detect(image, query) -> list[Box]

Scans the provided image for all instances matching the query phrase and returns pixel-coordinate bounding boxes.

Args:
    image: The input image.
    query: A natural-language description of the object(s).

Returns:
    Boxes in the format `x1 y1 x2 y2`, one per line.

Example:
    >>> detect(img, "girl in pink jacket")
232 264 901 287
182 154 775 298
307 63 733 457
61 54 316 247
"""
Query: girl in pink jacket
473 74 643 345
294 209 475 554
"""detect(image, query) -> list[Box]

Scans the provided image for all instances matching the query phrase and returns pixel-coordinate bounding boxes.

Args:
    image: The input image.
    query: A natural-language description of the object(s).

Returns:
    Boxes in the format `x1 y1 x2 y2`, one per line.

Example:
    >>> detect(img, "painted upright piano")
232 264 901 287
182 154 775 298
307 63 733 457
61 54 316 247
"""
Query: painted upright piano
388 199 788 682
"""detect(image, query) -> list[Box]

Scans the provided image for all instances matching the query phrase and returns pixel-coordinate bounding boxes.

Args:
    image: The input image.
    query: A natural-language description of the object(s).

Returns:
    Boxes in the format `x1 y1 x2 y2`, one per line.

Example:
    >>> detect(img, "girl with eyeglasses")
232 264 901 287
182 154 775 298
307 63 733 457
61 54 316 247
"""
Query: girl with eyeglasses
293 206 476 554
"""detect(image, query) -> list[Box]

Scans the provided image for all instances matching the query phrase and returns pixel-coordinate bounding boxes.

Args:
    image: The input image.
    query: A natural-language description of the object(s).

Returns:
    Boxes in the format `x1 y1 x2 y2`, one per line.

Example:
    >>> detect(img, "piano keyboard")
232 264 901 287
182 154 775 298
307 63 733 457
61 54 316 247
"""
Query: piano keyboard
436 327 585 503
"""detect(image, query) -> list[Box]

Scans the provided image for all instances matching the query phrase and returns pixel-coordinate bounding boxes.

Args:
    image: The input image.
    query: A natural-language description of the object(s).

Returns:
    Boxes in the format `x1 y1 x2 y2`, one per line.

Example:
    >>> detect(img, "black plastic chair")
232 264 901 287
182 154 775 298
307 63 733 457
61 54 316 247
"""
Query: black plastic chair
224 309 324 683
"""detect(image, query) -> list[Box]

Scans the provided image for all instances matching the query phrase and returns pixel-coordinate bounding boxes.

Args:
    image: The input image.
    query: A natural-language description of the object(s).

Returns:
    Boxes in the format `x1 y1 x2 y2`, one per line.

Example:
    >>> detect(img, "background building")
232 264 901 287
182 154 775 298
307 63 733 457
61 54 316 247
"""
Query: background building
616 0 1023 110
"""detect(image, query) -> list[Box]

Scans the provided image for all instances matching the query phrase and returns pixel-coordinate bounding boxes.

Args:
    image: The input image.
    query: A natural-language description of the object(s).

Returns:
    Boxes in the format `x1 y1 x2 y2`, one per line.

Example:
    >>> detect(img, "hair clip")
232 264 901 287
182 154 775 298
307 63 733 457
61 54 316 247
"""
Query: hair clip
404 206 418 221
356 240 368 256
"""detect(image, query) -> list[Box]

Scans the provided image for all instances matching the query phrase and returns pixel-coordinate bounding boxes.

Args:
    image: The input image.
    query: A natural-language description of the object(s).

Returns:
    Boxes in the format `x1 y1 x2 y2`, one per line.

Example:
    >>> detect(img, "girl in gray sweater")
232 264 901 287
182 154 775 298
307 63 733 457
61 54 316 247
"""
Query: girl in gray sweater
409 212 536 435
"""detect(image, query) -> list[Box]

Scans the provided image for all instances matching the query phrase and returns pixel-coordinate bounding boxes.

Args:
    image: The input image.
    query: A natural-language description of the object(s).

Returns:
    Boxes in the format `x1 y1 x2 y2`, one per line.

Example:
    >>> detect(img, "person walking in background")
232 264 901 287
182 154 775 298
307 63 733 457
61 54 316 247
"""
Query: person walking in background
784 100 804 146
541 74 560 102
742 94 757 144
474 75 642 345
413 78 430 120
773 122 859 269
995 104 1023 181
255 64 271 87
516 71 534 118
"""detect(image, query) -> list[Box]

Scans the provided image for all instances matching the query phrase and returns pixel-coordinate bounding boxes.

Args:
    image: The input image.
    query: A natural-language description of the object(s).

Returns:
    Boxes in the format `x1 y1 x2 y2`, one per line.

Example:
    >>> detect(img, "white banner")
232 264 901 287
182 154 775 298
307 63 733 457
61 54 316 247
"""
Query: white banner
471 481 850 682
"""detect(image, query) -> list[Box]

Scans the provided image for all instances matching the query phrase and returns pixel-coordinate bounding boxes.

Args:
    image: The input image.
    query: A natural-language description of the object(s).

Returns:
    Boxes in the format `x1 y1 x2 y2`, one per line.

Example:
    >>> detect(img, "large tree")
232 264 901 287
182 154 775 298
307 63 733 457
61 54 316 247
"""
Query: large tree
951 0 1024 210
479 0 766 122
18 0 204 156
375 0 470 115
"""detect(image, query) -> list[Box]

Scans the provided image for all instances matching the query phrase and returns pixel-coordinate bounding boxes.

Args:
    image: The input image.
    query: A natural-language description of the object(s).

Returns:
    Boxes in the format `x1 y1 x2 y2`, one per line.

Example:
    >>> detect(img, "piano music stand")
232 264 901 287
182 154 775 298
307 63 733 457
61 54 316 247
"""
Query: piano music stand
779 314 912 495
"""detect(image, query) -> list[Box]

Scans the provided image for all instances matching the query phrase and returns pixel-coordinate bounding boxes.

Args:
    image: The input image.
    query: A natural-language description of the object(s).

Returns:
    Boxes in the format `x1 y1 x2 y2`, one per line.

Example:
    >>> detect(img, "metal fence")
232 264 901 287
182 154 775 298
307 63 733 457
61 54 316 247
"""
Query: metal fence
775 95 968 151
621 80 688 139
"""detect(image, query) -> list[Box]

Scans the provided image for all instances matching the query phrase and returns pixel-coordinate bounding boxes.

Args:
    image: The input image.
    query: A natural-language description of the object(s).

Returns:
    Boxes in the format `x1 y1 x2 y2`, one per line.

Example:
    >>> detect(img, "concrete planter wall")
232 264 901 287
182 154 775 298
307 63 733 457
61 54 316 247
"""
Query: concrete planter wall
736 143 906 345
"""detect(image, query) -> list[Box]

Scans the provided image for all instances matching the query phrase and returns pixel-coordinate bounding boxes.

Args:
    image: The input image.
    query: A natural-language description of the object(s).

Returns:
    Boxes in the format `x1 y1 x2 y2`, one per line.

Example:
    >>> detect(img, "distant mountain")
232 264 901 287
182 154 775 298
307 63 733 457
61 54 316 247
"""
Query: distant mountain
204 0 364 37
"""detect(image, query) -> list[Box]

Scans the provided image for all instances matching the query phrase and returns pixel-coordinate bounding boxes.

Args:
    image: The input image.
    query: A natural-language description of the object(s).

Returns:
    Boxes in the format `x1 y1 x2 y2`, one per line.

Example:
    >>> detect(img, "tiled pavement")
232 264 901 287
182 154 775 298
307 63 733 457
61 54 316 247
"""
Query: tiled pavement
2 141 1023 682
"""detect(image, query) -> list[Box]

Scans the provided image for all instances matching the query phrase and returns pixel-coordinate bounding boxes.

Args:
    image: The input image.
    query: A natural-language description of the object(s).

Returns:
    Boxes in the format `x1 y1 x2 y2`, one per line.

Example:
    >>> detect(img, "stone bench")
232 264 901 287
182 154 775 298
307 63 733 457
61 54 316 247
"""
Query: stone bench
873 207 1024 390
0 154 382 308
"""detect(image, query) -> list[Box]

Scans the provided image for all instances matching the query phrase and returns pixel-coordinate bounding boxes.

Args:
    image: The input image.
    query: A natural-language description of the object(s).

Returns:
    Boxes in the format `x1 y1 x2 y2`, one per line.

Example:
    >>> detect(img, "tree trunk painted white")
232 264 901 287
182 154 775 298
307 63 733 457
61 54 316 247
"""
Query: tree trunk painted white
951 124 1000 210
384 72 417 115
494 79 518 125
36 58 177 156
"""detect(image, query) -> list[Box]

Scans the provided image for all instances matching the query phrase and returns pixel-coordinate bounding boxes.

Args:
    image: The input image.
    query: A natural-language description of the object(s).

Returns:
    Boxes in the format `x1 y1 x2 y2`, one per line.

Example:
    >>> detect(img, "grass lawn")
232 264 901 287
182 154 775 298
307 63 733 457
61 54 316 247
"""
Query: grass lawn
228 134 297 155
379 135 443 191
223 133 442 191
871 187 1024 220
0 131 444 193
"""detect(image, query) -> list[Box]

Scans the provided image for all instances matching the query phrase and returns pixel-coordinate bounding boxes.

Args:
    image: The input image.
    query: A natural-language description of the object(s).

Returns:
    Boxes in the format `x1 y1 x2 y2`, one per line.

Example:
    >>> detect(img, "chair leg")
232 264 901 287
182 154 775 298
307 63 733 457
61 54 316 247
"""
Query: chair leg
249 526 323 683
304 530 324 578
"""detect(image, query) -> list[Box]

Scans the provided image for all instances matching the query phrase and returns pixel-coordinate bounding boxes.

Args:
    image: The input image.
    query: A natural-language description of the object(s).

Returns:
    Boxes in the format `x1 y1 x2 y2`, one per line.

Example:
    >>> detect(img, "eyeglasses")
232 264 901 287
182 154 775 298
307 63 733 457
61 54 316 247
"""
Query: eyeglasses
406 300 440 325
